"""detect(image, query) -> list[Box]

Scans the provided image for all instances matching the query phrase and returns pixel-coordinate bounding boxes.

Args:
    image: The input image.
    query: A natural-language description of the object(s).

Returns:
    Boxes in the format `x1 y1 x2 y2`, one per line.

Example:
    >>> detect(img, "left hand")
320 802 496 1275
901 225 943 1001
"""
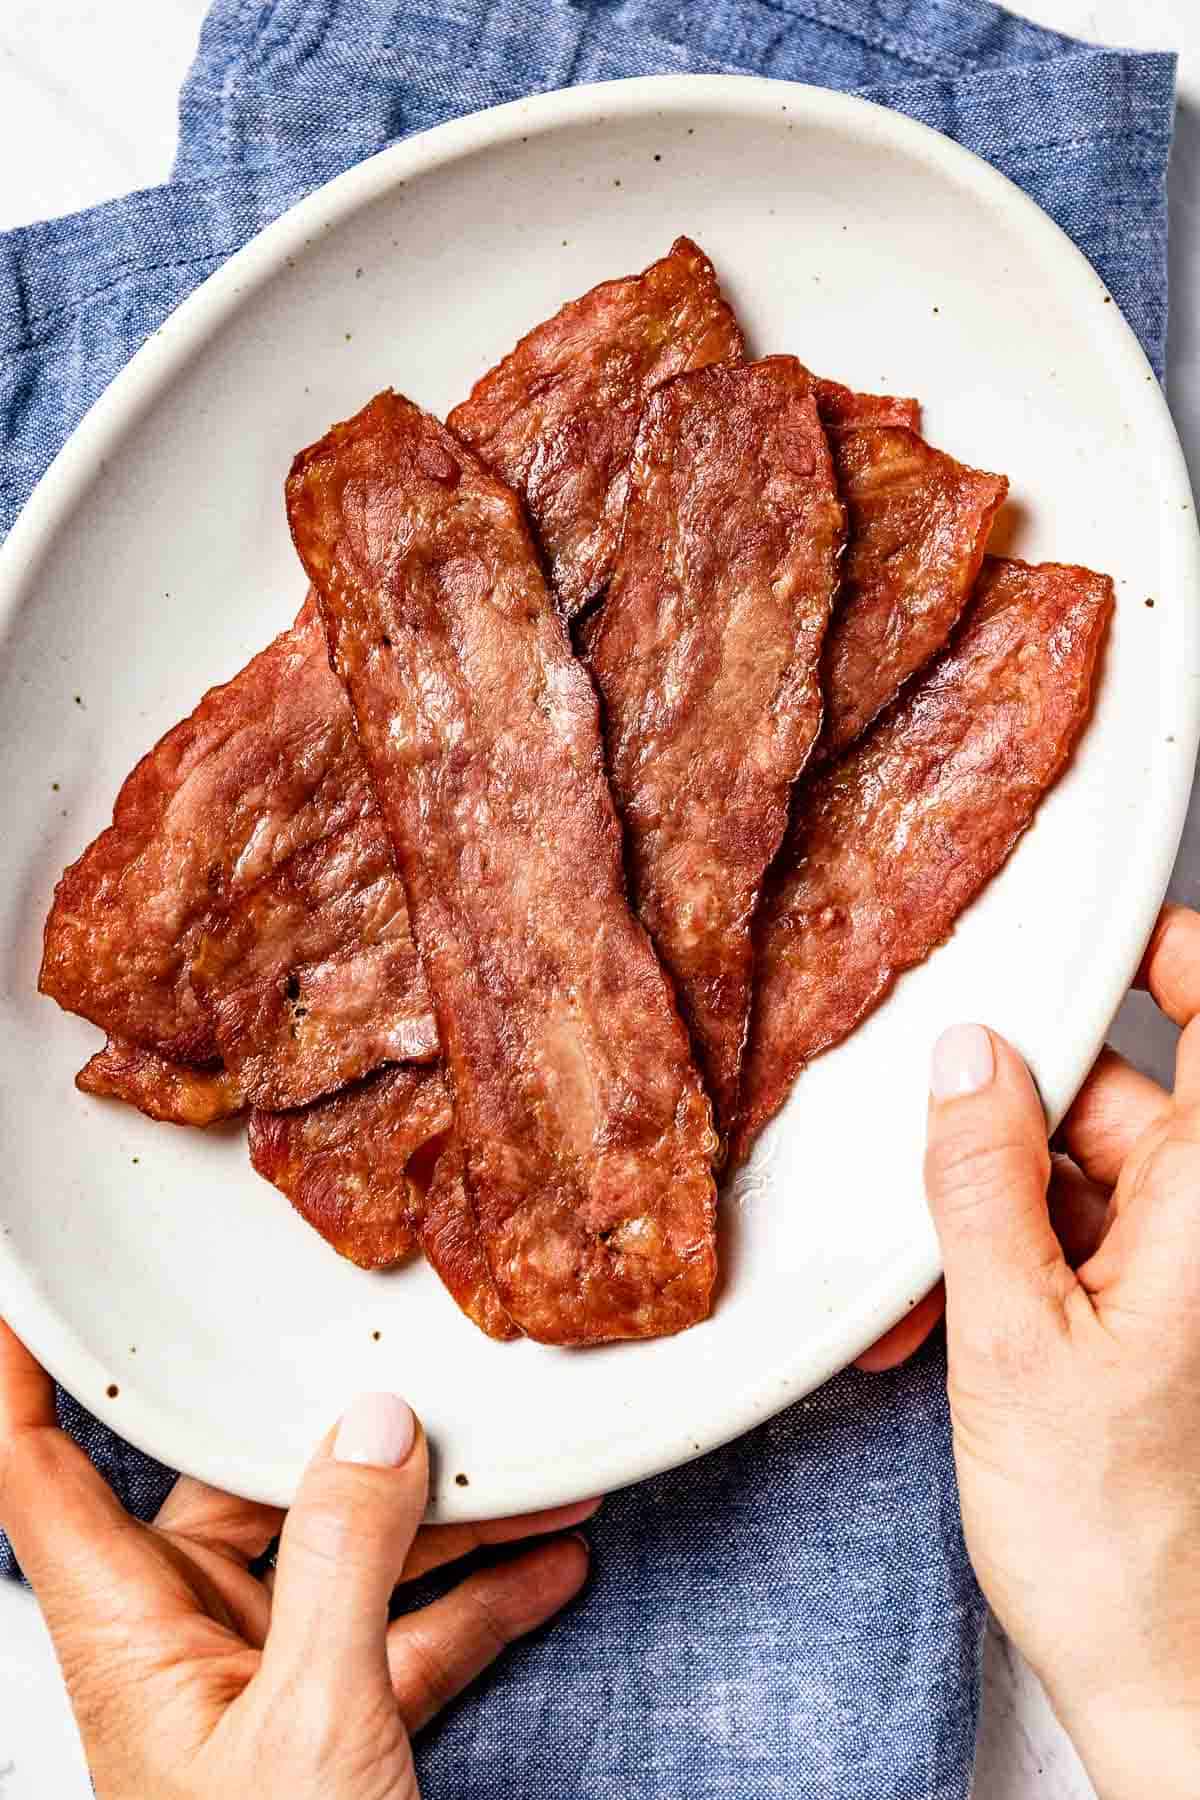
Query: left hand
0 1322 596 1798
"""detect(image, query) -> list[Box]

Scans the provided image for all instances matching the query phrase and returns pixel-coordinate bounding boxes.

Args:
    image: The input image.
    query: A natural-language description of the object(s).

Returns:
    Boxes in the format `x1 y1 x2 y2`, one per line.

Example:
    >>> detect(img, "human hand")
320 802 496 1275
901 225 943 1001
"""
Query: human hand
0 1322 595 1799
921 904 1200 1796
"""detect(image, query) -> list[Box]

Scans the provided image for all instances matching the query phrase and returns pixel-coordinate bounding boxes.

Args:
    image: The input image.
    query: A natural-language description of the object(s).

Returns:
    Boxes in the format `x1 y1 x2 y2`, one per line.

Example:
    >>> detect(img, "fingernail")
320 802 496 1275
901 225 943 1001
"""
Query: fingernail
334 1392 416 1467
930 1024 995 1100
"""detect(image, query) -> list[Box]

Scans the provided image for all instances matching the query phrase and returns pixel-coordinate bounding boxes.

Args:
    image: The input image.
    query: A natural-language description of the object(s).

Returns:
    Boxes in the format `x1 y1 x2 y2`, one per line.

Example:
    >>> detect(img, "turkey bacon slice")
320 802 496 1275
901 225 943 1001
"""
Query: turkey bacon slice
448 235 744 617
589 357 844 1134
287 389 718 1346
733 557 1113 1161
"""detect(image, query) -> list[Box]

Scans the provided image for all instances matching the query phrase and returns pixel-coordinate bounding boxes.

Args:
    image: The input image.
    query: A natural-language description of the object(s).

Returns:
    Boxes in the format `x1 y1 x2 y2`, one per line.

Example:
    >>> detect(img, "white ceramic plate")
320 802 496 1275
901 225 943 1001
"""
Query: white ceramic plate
1 75 1198 1519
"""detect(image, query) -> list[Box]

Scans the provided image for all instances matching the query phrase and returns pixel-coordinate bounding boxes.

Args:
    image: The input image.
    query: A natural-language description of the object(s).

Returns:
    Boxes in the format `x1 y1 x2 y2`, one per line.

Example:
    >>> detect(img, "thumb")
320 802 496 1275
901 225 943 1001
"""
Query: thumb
262 1392 427 1692
925 1024 1066 1346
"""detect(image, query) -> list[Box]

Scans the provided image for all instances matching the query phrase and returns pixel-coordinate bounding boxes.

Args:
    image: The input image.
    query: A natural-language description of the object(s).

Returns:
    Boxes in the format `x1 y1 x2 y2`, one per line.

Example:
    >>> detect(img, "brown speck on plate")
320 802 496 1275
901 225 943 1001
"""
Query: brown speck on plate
106 1383 119 1399
1146 598 1156 608
454 1472 469 1487
372 1330 382 1341
51 781 59 791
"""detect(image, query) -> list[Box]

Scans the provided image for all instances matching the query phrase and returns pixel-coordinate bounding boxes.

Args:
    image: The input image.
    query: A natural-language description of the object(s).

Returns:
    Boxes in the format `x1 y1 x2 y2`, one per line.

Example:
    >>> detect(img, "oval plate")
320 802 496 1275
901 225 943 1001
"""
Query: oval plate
1 75 1197 1518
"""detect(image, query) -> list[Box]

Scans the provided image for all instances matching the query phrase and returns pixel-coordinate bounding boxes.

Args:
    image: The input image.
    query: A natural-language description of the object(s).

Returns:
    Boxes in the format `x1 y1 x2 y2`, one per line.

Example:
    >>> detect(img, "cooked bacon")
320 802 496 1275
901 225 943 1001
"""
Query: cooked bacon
40 598 374 1064
589 358 844 1134
448 236 743 617
250 1060 517 1335
248 1064 451 1270
420 1138 520 1340
732 557 1113 1162
288 389 718 1346
76 1039 244 1128
809 371 920 430
817 428 1008 759
191 814 437 1110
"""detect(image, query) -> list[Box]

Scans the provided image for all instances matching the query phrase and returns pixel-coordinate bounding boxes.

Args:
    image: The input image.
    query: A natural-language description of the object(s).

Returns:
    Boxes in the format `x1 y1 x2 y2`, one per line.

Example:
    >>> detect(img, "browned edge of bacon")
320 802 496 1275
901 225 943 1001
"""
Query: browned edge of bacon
249 1066 518 1336
191 812 437 1110
248 1064 447 1270
731 556 1114 1164
77 1039 245 1128
816 428 1008 761
287 388 719 1347
449 236 745 618
590 356 845 1136
809 371 920 431
420 1137 521 1340
39 597 373 1066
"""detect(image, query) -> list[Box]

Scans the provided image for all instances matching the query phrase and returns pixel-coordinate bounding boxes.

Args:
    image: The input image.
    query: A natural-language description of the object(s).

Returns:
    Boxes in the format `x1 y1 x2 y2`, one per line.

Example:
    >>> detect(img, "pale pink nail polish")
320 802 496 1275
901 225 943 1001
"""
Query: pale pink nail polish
334 1392 416 1467
930 1023 994 1100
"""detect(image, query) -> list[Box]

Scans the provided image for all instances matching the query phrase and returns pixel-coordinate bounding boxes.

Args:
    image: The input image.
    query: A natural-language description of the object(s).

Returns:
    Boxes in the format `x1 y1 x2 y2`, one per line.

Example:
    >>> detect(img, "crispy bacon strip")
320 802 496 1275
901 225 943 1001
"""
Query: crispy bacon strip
817 428 1008 759
732 557 1113 1162
43 600 438 1120
420 1138 520 1340
77 1039 244 1128
248 1064 448 1269
288 390 718 1346
192 814 436 1110
40 598 375 1063
590 358 844 1133
809 371 920 430
448 236 744 616
249 1067 516 1335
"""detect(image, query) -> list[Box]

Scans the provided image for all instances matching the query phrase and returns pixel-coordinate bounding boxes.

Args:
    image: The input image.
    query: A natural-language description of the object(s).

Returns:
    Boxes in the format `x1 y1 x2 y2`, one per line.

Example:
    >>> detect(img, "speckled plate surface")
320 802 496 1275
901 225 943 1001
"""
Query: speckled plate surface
1 75 1197 1518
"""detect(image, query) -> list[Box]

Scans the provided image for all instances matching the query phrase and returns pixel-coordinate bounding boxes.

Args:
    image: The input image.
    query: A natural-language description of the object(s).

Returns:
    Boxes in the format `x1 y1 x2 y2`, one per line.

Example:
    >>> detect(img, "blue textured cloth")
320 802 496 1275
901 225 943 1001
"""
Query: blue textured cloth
0 3 1176 1794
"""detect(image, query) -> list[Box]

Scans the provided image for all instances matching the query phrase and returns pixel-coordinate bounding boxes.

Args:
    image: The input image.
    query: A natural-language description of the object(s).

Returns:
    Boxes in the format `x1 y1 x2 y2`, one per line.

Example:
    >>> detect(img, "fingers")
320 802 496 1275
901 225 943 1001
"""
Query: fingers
154 1478 284 1569
1133 904 1200 1110
1047 1155 1113 1268
403 1496 601 1583
1058 1049 1170 1189
854 1284 945 1373
925 1026 1072 1344
263 1393 427 1692
1136 905 1200 1026
0 1322 141 1600
388 1534 589 1733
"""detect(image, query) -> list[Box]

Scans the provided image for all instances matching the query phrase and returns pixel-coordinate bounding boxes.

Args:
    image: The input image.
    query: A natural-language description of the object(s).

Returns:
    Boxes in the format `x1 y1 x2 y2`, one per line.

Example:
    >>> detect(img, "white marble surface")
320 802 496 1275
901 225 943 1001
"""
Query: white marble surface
0 1 1196 1794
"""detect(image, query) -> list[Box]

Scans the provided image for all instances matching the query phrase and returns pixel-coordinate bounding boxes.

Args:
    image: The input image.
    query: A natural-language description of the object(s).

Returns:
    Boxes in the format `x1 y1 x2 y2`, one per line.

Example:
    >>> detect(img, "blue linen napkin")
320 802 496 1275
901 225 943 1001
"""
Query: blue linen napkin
0 3 1176 1793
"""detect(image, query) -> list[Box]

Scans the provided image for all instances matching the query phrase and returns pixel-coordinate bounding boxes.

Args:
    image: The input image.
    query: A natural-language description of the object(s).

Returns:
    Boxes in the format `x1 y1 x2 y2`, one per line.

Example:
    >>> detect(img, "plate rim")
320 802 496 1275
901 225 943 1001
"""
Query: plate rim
2 71 1198 1515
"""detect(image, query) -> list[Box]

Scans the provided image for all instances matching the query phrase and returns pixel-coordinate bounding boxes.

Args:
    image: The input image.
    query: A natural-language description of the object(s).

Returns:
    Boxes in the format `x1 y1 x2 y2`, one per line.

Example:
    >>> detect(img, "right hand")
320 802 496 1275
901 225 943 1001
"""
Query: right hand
922 905 1200 1795
0 1326 596 1799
